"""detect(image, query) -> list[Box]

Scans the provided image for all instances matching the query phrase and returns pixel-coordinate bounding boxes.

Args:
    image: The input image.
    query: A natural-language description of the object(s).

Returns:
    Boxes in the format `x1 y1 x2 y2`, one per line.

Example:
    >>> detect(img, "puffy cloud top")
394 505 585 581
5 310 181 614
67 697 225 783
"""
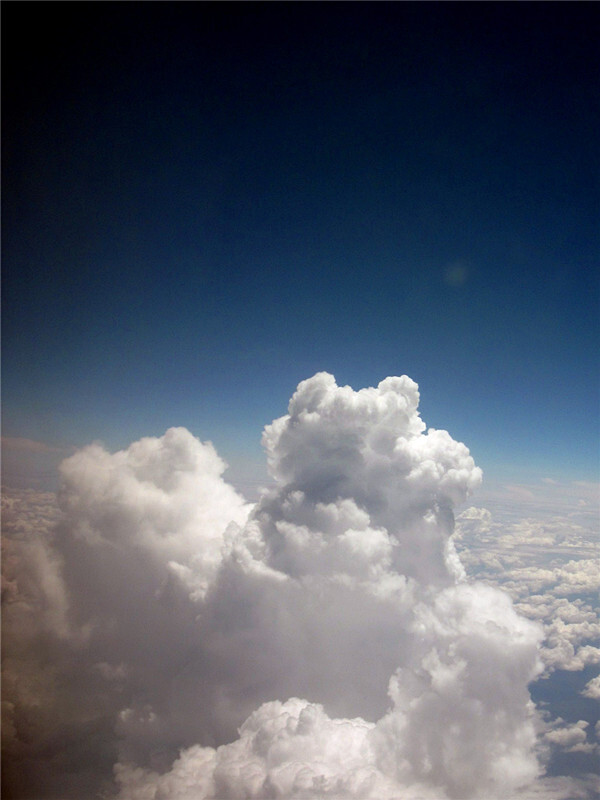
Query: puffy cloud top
264 373 480 509
58 426 250 598
259 373 481 586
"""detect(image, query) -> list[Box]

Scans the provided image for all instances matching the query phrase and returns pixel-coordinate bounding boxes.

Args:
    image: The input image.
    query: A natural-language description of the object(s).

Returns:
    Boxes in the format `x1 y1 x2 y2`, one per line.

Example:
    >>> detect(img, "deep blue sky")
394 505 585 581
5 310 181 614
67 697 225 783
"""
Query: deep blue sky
3 2 599 486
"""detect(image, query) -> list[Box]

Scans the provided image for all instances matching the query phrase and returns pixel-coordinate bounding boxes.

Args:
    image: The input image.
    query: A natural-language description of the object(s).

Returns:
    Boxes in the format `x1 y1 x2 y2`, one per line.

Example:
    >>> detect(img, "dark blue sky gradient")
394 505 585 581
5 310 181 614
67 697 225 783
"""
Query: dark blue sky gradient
3 3 599 481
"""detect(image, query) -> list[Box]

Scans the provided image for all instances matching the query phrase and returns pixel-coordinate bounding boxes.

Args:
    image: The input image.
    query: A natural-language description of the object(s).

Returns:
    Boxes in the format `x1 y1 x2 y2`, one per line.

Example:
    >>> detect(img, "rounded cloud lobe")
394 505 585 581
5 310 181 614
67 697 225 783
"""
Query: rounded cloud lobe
3 374 556 799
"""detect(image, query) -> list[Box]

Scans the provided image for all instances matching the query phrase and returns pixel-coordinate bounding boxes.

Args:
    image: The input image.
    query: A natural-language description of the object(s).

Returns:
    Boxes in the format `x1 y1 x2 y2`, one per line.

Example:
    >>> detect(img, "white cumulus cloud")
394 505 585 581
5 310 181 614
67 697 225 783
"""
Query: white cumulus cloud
4 373 595 799
581 675 600 700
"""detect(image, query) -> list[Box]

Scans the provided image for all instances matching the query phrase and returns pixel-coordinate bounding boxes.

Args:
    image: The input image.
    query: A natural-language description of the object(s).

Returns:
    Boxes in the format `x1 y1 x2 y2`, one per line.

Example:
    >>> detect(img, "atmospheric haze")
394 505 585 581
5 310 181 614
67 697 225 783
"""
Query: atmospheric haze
4 374 598 799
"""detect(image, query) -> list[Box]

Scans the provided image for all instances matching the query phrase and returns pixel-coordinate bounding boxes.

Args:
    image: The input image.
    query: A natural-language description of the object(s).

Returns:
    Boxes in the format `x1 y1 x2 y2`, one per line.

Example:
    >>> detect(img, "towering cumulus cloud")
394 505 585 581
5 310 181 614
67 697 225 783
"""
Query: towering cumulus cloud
2 374 549 799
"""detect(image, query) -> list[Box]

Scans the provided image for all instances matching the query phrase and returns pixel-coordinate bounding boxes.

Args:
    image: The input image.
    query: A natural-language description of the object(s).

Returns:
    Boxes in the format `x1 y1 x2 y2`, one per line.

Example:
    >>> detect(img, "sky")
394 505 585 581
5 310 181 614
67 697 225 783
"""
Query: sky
2 4 599 800
3 2 599 489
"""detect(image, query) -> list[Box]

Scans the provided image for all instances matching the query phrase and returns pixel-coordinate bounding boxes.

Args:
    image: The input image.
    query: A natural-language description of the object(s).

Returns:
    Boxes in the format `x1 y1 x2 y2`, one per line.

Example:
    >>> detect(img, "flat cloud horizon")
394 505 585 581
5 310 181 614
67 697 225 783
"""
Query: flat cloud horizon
2 373 598 800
